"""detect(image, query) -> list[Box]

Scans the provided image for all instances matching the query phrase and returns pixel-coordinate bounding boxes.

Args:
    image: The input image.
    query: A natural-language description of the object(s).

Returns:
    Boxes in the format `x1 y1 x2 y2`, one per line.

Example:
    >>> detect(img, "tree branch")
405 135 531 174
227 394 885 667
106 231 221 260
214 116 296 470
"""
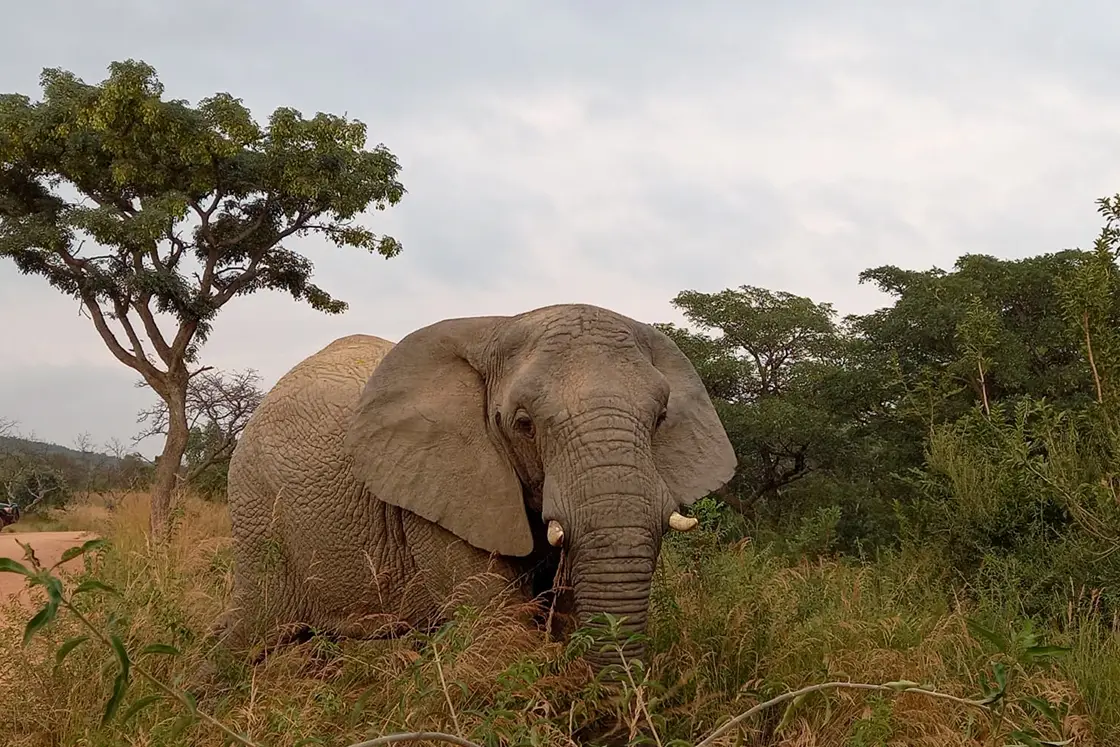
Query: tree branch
188 198 222 296
110 296 159 372
167 320 200 371
693 680 992 747
131 296 174 366
184 437 237 482
78 291 163 386
128 250 174 365
219 197 273 248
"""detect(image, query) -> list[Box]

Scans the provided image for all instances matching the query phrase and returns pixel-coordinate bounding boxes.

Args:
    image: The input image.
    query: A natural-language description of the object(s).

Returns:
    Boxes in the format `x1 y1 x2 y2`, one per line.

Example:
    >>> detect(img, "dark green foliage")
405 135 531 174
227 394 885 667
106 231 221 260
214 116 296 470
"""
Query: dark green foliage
855 249 1098 420
658 286 856 517
665 194 1120 625
658 285 904 553
0 59 405 533
905 399 1120 618
0 60 405 343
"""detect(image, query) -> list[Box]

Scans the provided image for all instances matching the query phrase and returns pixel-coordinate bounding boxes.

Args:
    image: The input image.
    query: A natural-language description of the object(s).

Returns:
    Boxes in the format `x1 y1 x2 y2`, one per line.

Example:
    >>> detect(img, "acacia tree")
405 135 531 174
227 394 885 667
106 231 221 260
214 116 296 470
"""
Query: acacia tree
657 285 852 514
0 60 406 535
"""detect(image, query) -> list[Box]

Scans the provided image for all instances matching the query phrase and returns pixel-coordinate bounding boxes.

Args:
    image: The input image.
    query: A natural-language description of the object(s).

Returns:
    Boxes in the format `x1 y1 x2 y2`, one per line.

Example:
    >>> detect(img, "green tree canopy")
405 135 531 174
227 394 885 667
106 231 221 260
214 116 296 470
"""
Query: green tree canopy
854 249 1097 424
0 60 406 534
657 286 854 514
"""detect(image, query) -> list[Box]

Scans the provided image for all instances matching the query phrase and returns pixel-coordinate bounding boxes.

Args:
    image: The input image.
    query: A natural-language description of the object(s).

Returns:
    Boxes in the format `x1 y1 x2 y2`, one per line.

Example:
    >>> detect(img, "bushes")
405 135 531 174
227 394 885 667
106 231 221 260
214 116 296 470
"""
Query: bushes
2 464 71 512
902 399 1120 620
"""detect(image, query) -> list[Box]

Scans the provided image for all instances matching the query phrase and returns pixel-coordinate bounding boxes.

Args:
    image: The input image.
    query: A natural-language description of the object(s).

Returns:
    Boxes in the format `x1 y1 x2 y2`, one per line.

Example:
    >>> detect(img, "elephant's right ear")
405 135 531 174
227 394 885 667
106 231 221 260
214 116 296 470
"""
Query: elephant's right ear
342 316 533 557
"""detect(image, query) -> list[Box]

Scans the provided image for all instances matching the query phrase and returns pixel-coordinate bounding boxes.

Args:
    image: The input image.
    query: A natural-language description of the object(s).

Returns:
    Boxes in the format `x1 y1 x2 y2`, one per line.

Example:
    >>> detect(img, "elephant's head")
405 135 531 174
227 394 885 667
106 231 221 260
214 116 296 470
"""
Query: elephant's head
342 303 736 669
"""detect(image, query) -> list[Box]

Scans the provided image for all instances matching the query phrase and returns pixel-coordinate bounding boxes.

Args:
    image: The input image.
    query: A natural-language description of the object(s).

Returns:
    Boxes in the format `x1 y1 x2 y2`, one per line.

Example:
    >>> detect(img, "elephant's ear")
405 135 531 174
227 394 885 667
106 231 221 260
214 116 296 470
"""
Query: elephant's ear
342 316 533 557
640 323 737 506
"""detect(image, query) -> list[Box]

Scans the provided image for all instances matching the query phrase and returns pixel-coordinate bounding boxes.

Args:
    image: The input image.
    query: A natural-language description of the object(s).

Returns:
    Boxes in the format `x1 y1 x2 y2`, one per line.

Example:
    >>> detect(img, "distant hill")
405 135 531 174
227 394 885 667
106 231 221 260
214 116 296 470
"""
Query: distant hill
0 436 125 468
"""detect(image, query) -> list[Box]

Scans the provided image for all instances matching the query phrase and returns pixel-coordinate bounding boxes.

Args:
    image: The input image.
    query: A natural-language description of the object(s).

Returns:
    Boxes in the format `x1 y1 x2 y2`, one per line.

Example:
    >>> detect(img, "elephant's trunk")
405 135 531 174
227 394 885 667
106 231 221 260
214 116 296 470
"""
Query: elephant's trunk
548 449 666 675
569 536 657 671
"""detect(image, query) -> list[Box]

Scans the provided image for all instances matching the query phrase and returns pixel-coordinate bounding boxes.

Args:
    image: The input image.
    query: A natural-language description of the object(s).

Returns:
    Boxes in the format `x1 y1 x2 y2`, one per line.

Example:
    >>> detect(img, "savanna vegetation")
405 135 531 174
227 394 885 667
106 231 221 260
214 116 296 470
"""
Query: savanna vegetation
0 59 405 535
1 60 1117 746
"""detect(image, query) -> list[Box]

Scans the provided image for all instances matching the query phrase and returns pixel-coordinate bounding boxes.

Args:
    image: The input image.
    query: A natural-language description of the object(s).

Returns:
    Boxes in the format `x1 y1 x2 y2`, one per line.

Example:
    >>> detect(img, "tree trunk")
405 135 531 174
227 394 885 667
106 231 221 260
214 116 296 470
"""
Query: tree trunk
150 380 190 538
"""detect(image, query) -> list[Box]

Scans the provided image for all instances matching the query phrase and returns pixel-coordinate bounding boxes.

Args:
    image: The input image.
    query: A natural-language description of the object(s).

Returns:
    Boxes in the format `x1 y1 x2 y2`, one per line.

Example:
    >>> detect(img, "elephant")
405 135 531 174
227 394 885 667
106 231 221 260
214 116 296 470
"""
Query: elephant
218 302 736 671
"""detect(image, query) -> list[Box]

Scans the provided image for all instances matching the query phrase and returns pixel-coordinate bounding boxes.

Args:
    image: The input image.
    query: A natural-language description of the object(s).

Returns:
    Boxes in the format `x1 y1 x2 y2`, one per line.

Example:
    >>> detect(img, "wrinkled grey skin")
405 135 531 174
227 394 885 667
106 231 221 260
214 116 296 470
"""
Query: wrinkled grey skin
219 303 736 669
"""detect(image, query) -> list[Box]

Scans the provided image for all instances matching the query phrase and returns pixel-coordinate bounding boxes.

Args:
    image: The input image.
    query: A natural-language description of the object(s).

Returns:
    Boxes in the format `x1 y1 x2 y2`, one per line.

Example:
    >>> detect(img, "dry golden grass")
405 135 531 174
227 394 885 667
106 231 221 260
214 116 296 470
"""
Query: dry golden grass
0 489 142 534
0 493 1115 746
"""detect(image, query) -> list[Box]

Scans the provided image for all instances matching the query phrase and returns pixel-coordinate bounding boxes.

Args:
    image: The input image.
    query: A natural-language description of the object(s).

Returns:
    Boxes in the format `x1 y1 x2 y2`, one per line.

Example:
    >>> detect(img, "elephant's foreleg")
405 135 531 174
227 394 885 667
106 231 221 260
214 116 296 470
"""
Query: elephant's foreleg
399 512 535 626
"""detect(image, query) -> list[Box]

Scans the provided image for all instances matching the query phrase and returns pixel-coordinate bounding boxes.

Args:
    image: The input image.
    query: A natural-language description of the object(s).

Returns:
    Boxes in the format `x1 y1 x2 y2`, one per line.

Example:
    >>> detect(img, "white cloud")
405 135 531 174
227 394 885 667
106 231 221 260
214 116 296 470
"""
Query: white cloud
3 1 1120 451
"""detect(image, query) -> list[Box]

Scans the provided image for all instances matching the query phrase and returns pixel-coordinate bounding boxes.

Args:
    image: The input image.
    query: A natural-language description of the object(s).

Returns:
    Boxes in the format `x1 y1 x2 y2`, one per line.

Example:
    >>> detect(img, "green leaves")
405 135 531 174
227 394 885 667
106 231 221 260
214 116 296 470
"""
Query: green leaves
23 597 59 645
73 578 120 597
140 642 181 657
662 284 872 513
120 694 164 725
102 632 132 724
966 618 1011 653
958 618 1074 745
0 58 405 386
55 635 90 665
22 564 64 646
4 536 114 648
54 537 108 568
0 556 31 576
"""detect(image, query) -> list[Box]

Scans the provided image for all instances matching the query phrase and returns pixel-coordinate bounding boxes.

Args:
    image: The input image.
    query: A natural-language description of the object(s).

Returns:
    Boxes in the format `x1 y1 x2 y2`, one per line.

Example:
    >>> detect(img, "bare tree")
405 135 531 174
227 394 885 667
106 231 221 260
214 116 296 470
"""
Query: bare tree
0 420 70 512
3 465 66 513
136 368 264 486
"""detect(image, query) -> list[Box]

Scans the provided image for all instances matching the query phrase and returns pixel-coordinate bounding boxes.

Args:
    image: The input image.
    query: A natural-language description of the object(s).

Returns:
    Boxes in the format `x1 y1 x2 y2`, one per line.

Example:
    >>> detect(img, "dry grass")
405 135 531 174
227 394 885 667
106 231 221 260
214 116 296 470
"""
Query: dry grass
0 489 127 534
0 494 1116 746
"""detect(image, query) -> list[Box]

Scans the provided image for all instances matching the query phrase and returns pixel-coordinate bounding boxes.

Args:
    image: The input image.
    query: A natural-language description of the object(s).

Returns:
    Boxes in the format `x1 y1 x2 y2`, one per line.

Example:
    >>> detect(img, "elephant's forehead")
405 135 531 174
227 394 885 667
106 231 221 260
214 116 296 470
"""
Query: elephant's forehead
511 345 668 413
517 303 634 334
510 308 638 354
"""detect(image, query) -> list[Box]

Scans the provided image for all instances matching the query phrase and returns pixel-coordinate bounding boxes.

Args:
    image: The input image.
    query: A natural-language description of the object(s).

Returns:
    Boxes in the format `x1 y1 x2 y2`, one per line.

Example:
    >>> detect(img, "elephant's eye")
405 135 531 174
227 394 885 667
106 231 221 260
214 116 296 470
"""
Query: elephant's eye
655 408 668 429
513 412 535 439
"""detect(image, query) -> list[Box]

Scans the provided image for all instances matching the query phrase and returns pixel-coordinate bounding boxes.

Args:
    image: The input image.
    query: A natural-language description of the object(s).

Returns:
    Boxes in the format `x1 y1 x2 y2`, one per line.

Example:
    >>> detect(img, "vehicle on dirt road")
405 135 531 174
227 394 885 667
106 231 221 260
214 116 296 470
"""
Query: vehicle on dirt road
0 502 21 530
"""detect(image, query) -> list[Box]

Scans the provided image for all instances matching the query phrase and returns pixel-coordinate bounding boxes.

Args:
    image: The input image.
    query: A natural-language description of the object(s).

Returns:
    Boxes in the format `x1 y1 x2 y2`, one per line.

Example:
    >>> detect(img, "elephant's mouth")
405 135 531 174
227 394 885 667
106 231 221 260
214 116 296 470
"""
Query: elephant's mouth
543 513 698 548
532 513 699 673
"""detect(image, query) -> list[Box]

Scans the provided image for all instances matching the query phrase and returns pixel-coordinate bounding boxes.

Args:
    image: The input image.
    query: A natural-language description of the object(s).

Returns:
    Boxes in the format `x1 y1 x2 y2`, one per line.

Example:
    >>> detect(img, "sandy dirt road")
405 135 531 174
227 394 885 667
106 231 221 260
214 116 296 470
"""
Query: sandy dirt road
0 531 97 609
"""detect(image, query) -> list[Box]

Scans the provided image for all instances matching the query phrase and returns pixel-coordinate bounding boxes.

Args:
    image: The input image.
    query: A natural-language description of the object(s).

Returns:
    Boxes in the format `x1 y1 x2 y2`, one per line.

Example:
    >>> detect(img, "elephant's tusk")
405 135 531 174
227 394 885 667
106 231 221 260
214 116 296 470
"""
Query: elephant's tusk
668 511 698 532
547 520 565 547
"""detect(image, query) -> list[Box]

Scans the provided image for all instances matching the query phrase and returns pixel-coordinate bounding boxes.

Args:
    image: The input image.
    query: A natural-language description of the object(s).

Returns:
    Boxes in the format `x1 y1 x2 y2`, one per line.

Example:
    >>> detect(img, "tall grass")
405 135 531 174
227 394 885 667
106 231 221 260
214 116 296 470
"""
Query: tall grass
1 493 1116 746
0 496 113 534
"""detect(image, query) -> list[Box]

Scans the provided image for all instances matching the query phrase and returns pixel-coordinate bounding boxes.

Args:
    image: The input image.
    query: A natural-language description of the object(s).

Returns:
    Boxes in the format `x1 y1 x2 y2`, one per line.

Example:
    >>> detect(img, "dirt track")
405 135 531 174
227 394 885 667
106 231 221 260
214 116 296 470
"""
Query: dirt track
0 531 96 608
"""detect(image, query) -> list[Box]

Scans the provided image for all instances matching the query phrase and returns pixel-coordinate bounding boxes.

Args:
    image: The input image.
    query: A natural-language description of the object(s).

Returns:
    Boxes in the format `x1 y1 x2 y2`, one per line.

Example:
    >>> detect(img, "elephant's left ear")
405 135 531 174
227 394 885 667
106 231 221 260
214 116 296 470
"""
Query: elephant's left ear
638 322 737 505
342 316 534 557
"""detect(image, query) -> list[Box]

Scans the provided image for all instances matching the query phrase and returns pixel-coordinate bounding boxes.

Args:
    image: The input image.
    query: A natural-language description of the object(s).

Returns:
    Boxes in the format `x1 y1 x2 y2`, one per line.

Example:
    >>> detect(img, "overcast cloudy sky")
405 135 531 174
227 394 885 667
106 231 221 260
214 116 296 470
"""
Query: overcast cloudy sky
2 1 1120 456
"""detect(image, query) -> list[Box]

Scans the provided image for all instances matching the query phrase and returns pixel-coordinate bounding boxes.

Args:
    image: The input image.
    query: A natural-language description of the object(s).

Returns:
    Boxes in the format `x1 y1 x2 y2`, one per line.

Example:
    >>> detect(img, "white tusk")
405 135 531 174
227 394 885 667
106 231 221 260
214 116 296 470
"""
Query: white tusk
547 520 565 546
668 511 698 532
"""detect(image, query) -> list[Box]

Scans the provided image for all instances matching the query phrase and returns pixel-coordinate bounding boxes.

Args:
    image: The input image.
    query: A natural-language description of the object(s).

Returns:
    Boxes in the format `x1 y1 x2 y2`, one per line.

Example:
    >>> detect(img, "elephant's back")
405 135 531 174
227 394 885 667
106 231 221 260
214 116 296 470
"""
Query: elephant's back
229 334 395 500
262 334 394 410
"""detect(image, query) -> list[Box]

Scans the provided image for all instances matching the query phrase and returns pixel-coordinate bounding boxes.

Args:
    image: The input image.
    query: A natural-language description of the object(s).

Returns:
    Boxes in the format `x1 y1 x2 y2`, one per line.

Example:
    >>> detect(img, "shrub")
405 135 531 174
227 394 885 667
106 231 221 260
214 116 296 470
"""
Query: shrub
3 464 71 512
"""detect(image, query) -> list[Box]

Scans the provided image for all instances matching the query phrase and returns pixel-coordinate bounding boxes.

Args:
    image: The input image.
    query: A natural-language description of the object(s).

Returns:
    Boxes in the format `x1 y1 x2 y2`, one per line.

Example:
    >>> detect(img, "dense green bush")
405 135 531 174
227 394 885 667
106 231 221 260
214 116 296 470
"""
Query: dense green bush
669 194 1120 632
903 399 1120 619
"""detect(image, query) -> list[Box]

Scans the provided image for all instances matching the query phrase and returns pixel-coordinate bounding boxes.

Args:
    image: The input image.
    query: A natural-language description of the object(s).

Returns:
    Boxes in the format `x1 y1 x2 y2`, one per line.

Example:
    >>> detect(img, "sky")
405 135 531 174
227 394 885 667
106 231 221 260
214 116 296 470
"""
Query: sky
2 0 1120 457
